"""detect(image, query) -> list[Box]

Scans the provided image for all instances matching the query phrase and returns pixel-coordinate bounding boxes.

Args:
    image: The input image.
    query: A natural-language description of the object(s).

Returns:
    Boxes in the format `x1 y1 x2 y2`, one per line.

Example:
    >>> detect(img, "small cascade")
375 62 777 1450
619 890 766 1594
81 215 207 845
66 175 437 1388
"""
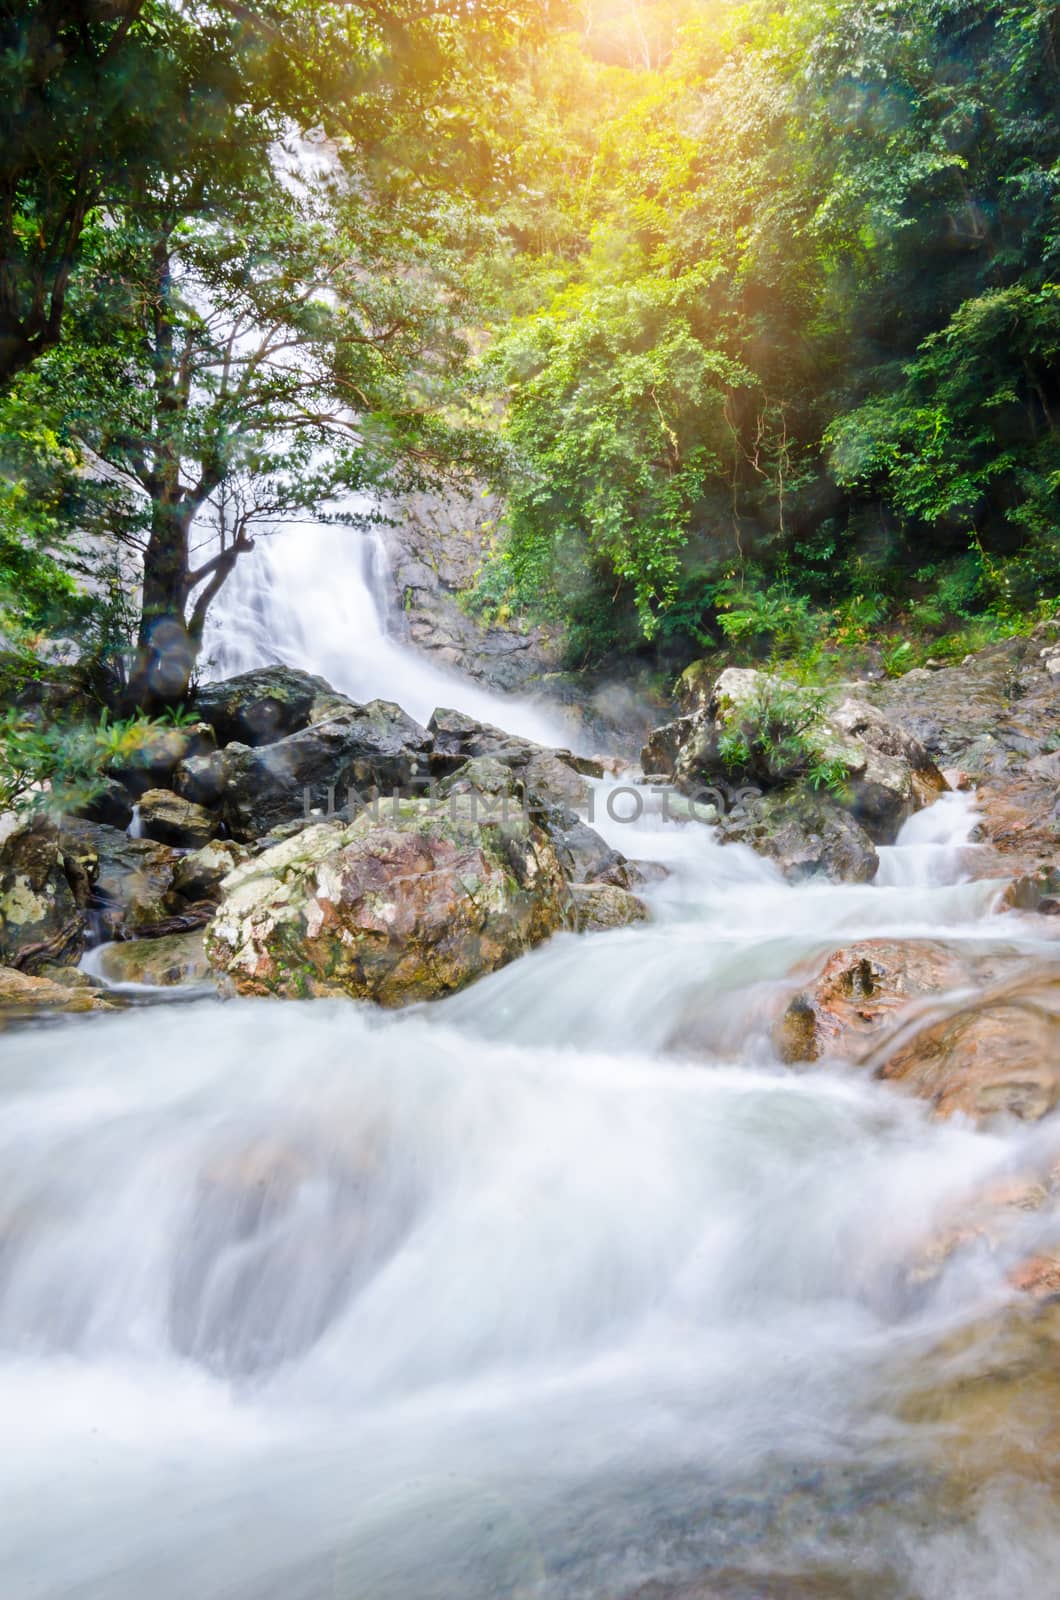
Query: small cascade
126 803 145 839
874 788 983 888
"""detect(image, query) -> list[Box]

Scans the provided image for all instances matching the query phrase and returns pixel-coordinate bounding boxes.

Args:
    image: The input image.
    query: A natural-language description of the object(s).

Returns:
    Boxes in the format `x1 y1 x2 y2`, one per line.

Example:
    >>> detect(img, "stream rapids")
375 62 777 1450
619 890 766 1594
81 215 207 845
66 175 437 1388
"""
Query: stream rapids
4 527 1059 1600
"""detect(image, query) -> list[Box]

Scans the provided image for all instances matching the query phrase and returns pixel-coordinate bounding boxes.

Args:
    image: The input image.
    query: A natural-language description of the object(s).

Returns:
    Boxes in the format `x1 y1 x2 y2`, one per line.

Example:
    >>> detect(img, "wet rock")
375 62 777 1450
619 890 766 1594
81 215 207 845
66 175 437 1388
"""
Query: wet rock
774 940 975 1064
36 963 104 992
996 868 1060 914
869 636 1032 769
206 791 571 1005
172 745 235 809
427 708 593 811
136 788 220 849
171 839 250 903
0 965 114 1016
541 811 633 887
641 668 944 872
74 776 135 831
192 665 333 747
871 630 1060 884
1008 1252 1060 1301
194 700 434 843
876 971 1060 1123
96 931 213 988
571 883 649 932
640 715 696 779
896 1294 1060 1494
59 818 183 938
0 812 84 972
825 694 947 835
106 721 216 797
625 859 670 889
705 670 945 838
719 789 879 885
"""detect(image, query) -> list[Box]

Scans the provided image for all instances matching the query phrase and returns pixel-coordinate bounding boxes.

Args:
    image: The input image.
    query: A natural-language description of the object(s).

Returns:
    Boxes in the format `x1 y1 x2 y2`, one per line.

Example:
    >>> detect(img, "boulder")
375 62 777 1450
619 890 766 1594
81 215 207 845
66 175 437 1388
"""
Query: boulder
96 931 213 988
869 635 1033 770
719 789 879 884
427 708 592 811
59 818 184 938
0 812 83 971
36 964 104 992
192 665 333 747
640 716 696 779
571 883 649 932
197 700 434 843
774 940 976 1064
641 668 946 864
777 943 1060 1124
866 631 1060 887
542 811 633 887
74 776 135 831
824 694 947 837
876 970 1060 1123
105 721 216 797
172 745 235 809
438 756 625 884
136 788 220 849
206 791 571 1005
171 839 250 903
0 964 115 1017
996 869 1060 915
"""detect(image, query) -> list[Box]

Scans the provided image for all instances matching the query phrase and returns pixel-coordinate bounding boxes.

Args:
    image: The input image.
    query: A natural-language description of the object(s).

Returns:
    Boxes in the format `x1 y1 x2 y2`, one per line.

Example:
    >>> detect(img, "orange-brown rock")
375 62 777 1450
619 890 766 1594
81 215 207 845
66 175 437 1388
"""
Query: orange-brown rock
776 944 1060 1125
1008 1252 1060 1301
0 965 116 1018
773 939 975 1065
876 971 1060 1122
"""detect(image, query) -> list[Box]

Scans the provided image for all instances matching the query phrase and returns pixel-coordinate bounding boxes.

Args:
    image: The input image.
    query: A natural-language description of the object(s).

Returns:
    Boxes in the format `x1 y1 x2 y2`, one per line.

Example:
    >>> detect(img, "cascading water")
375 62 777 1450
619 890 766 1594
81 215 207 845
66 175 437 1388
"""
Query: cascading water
5 543 1059 1597
200 514 576 749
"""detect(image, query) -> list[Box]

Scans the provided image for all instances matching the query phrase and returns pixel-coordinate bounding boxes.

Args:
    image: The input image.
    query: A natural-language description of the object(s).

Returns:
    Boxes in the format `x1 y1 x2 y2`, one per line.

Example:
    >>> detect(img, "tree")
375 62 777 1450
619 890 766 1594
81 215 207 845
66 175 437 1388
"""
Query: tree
2 0 556 700
0 0 554 387
23 165 496 702
475 0 1060 657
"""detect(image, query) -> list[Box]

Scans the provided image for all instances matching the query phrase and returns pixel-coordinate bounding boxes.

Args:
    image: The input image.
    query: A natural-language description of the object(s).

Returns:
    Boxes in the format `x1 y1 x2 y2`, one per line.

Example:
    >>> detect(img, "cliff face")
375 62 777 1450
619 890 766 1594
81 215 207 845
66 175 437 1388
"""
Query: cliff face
380 487 563 692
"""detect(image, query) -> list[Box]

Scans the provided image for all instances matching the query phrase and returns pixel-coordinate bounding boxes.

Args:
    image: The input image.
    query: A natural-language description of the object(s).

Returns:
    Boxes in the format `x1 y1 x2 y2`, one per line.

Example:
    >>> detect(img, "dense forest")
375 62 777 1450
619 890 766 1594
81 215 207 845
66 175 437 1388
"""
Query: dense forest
2 0 1058 708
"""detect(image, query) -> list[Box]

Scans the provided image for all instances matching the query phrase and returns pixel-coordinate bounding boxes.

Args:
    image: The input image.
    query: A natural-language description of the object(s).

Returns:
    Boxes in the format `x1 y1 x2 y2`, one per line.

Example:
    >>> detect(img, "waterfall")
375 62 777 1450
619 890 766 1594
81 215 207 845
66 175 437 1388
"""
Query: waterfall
200 513 577 749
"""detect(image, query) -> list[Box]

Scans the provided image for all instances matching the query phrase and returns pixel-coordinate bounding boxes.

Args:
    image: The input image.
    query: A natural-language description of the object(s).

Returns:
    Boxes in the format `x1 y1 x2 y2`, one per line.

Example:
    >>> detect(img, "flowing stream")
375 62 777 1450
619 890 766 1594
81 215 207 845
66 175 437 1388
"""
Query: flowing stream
6 529 1060 1598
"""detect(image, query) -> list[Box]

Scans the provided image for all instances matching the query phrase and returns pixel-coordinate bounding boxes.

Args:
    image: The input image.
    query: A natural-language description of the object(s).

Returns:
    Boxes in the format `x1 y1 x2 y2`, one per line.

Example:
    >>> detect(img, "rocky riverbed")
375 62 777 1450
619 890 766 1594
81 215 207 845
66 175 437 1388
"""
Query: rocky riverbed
1 627 1059 1598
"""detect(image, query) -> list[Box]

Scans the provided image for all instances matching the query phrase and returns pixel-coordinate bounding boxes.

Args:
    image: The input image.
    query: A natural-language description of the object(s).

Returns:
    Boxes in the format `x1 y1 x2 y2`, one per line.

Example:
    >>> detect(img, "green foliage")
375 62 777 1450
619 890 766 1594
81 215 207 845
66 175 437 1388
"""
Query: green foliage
492 273 750 637
715 582 826 658
471 0 1060 666
0 705 190 813
2 0 1057 693
717 680 850 795
0 711 103 814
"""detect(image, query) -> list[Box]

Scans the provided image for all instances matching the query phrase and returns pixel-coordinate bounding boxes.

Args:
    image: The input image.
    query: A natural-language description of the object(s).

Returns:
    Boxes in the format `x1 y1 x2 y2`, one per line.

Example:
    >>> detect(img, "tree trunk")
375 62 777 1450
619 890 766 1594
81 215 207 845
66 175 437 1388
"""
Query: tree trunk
126 235 197 710
129 500 196 710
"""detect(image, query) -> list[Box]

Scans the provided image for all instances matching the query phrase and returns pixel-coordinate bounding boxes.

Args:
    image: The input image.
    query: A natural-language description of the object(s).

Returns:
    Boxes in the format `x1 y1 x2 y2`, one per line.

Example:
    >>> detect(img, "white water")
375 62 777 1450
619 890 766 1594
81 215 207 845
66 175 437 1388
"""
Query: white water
200 519 577 749
7 544 1060 1597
